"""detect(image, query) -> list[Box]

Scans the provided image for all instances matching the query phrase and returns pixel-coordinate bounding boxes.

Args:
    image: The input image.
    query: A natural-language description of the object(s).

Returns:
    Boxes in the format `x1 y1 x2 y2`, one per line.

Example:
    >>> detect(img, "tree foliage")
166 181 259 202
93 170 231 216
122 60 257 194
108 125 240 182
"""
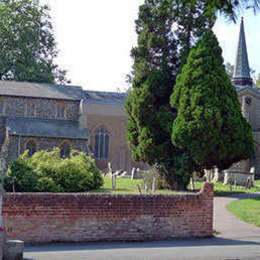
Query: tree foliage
0 0 69 84
125 0 215 190
4 148 103 192
181 0 260 22
170 30 254 172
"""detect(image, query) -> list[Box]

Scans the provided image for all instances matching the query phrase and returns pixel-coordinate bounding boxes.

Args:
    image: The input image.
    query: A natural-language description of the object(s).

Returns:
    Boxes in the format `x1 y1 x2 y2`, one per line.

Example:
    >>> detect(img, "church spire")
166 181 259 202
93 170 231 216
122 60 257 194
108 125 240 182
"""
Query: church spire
232 17 253 86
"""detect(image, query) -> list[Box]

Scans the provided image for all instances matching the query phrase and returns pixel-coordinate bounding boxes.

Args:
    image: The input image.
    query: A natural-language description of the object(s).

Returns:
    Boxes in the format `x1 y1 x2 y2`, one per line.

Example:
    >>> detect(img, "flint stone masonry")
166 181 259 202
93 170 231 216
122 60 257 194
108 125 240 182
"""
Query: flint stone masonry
7 135 89 164
2 183 213 244
1 96 79 121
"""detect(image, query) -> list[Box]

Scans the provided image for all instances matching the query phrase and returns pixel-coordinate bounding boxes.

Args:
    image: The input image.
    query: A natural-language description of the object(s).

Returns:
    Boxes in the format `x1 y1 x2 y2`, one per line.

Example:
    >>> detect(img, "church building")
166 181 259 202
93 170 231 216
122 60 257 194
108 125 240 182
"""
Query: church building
0 18 259 177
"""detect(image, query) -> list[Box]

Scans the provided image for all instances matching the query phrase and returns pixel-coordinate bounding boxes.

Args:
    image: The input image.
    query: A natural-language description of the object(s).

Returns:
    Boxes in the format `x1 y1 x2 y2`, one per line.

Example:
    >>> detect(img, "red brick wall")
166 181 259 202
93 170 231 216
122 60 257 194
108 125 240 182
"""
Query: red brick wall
3 183 213 244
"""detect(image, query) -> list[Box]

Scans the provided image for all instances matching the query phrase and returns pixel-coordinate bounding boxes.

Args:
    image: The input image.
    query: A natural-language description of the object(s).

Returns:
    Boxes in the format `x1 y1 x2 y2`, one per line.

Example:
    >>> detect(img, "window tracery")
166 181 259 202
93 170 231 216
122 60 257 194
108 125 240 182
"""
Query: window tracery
94 128 109 159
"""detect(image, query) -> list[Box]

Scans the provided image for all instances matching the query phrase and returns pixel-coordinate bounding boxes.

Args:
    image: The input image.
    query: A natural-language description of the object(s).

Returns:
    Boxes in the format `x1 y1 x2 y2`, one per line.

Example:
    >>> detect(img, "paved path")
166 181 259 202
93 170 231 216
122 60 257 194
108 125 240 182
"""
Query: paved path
23 194 260 260
214 193 260 239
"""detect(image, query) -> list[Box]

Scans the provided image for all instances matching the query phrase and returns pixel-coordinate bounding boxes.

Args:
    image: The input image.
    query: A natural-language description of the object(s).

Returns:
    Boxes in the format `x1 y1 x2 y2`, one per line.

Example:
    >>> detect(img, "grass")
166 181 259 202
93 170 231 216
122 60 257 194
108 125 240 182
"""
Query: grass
227 197 260 227
90 177 191 194
89 177 260 195
189 180 260 196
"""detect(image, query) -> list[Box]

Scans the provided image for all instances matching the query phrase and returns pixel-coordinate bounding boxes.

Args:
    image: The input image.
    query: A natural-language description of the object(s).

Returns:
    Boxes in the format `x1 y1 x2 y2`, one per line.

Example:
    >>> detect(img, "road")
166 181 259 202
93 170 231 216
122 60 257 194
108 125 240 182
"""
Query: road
24 194 260 260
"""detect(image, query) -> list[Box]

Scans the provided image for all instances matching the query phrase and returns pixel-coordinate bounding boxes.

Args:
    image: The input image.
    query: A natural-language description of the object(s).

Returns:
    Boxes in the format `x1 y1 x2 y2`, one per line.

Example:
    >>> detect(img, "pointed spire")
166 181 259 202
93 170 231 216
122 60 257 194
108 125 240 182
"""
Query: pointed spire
232 17 253 86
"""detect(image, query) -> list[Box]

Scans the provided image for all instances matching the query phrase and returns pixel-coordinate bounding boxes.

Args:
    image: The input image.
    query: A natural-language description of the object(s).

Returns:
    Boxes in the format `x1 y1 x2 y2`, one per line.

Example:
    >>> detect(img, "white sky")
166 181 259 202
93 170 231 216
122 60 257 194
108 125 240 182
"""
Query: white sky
42 0 260 91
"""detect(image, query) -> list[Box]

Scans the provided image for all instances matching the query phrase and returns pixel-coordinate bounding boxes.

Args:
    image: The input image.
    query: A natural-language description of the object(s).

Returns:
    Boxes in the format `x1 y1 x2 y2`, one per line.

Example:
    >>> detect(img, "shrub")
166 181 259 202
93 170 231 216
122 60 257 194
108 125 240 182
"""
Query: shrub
5 155 38 192
4 148 103 192
142 168 170 190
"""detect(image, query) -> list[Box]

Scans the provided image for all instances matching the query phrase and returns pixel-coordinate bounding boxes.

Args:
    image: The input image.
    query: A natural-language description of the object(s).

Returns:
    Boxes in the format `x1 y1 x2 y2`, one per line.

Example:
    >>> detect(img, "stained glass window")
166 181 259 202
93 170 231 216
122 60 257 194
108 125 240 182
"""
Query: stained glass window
25 140 37 157
60 141 71 158
0 100 3 114
26 102 36 117
56 103 66 119
94 128 109 159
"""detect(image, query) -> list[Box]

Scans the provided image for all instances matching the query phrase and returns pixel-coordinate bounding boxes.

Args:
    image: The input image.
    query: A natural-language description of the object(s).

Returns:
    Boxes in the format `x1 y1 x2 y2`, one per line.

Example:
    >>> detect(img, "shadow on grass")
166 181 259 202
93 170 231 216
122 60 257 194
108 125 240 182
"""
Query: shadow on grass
215 191 260 198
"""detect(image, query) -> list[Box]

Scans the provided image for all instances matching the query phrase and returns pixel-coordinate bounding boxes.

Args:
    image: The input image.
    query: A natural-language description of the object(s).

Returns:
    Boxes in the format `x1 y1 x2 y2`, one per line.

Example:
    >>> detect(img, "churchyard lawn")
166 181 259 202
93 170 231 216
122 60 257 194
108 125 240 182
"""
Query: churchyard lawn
89 177 260 196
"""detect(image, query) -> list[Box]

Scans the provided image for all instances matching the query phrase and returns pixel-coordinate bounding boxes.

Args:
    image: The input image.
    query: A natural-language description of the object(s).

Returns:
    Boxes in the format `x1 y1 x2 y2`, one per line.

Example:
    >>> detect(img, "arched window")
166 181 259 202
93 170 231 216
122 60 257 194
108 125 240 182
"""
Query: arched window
0 99 4 114
25 139 37 157
60 141 71 158
94 128 109 159
56 103 66 119
25 101 36 117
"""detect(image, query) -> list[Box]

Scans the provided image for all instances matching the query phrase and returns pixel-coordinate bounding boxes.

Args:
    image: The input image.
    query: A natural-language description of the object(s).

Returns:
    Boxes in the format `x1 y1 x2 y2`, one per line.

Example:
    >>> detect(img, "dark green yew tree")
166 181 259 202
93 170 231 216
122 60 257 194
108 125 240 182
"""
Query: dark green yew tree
171 30 254 173
125 0 215 190
0 0 69 84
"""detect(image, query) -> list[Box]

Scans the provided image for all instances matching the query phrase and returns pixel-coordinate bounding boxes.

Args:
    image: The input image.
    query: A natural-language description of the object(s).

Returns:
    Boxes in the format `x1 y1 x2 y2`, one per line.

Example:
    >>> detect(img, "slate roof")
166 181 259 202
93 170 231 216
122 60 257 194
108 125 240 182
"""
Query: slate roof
235 85 260 96
83 90 127 105
0 81 83 100
6 117 89 139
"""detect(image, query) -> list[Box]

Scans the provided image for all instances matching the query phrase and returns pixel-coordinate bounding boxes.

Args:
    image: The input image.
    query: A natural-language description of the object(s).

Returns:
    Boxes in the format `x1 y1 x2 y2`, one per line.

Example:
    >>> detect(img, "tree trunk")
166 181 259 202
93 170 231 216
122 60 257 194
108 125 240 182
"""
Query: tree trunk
164 175 187 191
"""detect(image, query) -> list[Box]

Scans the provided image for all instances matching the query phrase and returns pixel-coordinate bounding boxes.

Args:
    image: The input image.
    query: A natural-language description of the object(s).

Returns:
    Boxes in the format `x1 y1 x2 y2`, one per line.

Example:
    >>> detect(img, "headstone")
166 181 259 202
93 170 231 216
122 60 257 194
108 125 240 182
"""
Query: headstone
106 162 112 176
190 176 195 191
152 177 156 194
120 171 127 177
131 167 136 180
112 174 116 191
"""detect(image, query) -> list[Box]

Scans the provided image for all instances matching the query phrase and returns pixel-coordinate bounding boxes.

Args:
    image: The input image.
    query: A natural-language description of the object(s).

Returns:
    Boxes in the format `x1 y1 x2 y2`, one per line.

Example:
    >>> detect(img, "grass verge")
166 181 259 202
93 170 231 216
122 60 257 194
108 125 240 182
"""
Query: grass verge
227 198 260 227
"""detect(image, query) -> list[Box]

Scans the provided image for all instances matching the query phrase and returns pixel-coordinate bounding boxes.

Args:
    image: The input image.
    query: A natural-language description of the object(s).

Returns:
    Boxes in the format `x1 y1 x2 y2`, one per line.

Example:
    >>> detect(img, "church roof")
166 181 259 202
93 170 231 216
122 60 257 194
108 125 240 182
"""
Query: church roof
83 90 127 105
7 117 89 139
232 17 253 86
235 84 260 96
0 81 83 101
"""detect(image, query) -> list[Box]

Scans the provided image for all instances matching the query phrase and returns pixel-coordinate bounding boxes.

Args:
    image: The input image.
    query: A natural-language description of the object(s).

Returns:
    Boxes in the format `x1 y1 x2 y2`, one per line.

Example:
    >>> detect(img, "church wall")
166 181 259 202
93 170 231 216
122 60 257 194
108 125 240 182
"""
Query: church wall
0 116 6 147
81 102 146 173
237 91 260 176
7 135 89 163
0 96 79 121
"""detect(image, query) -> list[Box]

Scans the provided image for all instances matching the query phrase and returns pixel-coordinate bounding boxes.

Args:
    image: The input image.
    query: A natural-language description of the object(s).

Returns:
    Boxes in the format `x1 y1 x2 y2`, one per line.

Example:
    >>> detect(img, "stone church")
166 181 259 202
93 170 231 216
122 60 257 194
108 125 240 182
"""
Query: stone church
0 18 259 177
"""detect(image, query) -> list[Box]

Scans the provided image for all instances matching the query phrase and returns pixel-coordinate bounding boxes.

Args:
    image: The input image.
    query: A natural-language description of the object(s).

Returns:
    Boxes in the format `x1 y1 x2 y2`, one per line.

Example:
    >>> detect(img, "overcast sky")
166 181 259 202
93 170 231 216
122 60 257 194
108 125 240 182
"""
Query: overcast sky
42 0 260 91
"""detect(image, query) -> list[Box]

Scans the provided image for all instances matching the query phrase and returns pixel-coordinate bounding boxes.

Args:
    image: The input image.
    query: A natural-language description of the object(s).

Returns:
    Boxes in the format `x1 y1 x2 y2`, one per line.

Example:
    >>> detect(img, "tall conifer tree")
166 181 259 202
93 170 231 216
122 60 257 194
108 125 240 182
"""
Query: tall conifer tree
125 0 215 190
170 30 254 172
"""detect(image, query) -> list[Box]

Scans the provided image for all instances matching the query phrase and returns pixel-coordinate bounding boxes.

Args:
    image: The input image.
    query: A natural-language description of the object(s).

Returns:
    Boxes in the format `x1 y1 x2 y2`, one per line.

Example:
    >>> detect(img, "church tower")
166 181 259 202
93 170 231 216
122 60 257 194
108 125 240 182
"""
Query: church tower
232 17 253 87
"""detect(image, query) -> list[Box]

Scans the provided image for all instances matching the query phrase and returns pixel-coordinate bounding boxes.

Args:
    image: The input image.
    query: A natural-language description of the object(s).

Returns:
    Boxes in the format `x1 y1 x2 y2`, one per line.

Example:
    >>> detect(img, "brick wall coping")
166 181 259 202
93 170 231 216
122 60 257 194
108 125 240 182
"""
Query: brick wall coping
3 182 213 201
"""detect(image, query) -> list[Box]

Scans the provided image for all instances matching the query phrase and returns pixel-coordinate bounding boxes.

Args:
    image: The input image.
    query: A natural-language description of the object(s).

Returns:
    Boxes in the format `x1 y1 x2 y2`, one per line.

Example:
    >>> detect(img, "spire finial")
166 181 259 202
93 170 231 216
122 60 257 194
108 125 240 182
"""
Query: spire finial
232 17 253 86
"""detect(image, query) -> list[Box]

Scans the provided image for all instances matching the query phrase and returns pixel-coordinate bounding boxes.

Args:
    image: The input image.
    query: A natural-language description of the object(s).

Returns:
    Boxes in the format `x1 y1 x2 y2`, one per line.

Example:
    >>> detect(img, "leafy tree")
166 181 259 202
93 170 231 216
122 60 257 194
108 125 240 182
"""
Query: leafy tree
0 0 69 84
225 62 234 78
181 0 260 22
125 0 215 190
170 30 254 174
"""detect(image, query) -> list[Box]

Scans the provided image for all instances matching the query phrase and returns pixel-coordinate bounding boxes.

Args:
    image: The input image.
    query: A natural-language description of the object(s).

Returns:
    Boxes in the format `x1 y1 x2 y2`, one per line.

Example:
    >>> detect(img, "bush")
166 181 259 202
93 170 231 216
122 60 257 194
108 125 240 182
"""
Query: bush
4 148 103 192
5 156 38 192
142 168 170 190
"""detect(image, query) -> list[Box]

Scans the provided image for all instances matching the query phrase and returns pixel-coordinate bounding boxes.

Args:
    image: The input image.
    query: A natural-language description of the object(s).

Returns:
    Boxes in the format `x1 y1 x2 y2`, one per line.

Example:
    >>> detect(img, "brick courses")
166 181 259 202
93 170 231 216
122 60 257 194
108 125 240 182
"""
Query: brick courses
2 183 213 244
